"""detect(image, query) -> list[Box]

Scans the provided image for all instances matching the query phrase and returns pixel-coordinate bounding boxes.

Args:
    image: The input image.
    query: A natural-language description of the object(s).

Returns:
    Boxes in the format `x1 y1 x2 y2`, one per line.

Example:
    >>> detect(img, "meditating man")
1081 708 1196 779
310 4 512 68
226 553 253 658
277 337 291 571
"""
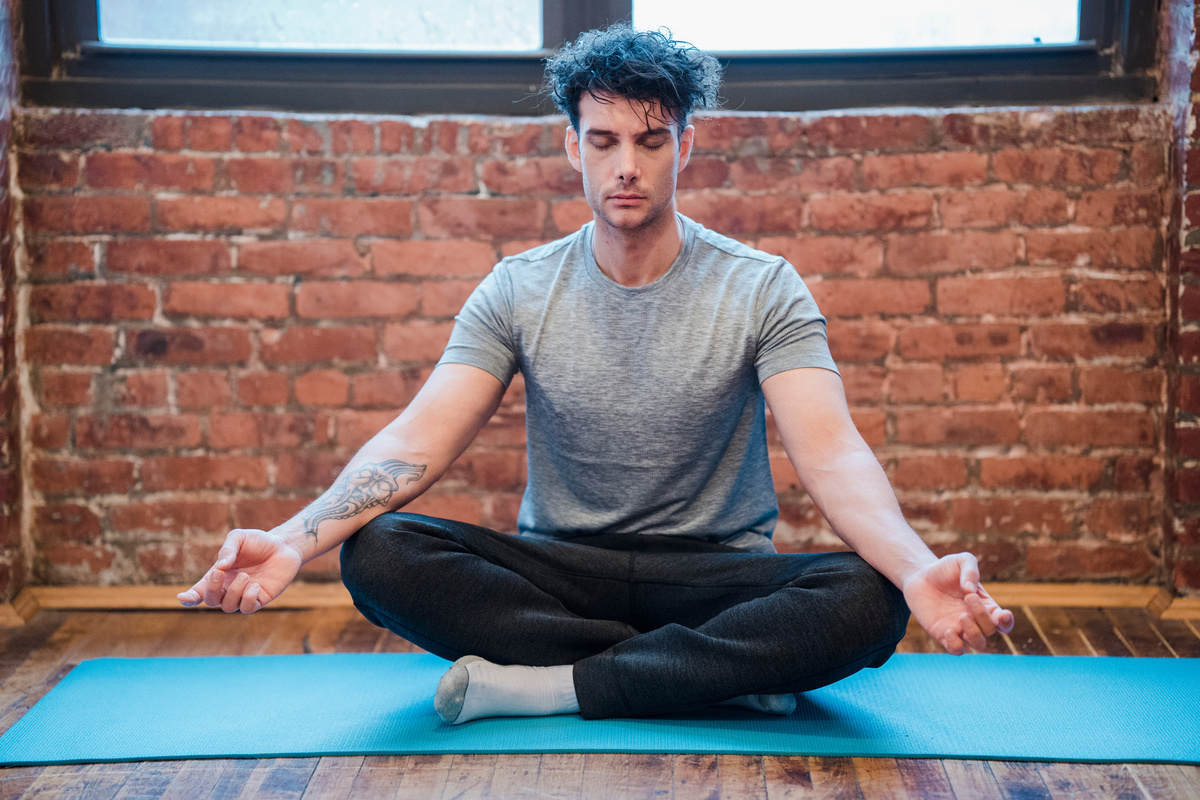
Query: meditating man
180 24 1014 724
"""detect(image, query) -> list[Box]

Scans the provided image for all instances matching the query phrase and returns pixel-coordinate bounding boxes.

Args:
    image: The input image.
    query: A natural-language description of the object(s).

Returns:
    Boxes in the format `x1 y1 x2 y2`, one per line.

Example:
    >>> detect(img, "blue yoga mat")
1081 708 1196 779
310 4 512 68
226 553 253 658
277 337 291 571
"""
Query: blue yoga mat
1 653 1197 766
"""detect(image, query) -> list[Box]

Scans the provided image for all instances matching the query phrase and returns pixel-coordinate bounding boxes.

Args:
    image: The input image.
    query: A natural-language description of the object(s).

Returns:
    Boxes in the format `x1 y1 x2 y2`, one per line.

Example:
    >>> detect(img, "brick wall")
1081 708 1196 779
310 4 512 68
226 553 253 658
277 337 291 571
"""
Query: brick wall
13 104 1175 588
0 0 20 602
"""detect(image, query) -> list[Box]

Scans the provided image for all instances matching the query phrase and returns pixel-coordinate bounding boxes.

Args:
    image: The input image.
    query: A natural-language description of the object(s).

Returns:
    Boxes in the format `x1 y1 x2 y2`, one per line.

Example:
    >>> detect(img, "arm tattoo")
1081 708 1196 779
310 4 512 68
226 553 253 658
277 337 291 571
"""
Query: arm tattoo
302 459 426 543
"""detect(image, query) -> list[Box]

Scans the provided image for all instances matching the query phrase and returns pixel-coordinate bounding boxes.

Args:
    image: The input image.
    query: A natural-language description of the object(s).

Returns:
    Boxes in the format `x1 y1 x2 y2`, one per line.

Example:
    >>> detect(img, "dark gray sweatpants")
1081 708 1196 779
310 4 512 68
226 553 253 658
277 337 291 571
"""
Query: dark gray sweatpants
339 512 910 720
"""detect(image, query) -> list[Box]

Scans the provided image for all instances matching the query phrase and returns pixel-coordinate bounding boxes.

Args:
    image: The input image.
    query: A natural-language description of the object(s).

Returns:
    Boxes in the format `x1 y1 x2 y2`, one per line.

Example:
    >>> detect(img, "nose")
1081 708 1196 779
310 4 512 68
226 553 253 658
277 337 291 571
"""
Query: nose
616 144 639 183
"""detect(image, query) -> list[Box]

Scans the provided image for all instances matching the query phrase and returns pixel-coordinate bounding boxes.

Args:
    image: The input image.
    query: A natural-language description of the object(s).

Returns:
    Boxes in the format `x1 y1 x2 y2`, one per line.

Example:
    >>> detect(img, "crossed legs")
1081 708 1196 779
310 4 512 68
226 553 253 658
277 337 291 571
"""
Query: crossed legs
340 512 910 720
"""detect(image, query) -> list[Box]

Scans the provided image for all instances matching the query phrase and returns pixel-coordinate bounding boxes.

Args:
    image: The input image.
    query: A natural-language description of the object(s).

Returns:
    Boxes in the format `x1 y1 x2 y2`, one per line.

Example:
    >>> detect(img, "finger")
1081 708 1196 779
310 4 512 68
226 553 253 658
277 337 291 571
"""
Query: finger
239 583 262 615
221 572 251 614
957 552 981 595
177 576 207 606
976 584 1016 634
965 592 997 637
959 611 987 652
942 627 966 656
214 530 246 570
202 567 226 608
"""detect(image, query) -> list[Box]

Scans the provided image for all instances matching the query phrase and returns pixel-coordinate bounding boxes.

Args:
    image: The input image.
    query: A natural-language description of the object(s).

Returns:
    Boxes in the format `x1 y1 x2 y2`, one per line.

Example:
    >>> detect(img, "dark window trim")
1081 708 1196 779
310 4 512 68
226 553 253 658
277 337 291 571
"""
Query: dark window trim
20 0 1160 115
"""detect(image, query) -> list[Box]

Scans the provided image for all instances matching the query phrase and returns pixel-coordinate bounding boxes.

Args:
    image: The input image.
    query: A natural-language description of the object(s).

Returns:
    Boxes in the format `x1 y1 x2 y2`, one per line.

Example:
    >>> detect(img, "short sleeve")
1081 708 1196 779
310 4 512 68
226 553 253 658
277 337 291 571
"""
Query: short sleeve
754 260 839 383
436 263 520 386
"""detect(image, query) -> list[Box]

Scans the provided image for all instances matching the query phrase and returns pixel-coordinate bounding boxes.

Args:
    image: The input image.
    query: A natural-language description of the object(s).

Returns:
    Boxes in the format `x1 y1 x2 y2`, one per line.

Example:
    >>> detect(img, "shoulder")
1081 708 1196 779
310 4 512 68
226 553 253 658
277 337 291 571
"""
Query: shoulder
499 226 587 272
689 219 780 267
683 216 793 286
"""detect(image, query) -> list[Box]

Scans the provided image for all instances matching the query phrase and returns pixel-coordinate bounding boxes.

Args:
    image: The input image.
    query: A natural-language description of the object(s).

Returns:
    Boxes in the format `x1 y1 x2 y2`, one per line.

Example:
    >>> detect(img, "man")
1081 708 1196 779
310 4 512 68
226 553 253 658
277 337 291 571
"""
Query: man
180 25 1013 724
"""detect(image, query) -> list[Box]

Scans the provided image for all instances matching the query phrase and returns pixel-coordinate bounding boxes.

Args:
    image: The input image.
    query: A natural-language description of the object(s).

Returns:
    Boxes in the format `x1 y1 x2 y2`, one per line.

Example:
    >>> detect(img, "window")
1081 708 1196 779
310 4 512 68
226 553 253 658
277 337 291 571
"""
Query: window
22 0 1158 115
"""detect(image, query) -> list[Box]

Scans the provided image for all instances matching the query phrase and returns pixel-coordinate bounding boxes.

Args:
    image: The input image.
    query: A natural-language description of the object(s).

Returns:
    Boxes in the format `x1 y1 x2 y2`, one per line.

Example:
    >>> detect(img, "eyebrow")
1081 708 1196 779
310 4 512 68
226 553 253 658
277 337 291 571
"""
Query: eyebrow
585 127 673 139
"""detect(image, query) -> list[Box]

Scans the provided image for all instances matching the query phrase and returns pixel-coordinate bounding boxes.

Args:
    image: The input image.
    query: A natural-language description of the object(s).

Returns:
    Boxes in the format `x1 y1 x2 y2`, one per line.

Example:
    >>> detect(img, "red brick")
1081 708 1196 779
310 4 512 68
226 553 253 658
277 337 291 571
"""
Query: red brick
25 196 151 234
402 493 484 525
295 370 350 406
1026 543 1155 580
1181 375 1200 415
295 281 419 319
77 413 202 449
233 116 281 152
23 111 149 148
111 501 230 533
18 151 80 188
1082 498 1155 537
1181 331 1200 365
500 239 554 257
978 456 1103 491
32 413 70 449
291 198 413 236
758 236 883 277
239 239 368 278
888 365 943 403
32 458 136 495
1079 367 1160 404
129 327 252 365
993 147 1122 186
1177 428 1200 460
850 408 886 447
805 114 934 152
894 408 1021 446
379 121 418 154
115 371 169 406
729 156 854 193
551 200 594 234
178 371 233 408
260 326 375 364
808 193 932 233
938 188 1071 229
1029 323 1156 360
37 370 93 407
475 411 527 447
940 112 1022 148
142 455 270 491
676 157 732 190
420 279 481 317
351 369 419 408
896 324 1021 360
233 497 311 531
209 411 325 449
29 240 95 277
1025 229 1159 271
950 496 1072 536
334 409 398 449
107 239 231 276
418 198 546 239
85 152 215 191
164 282 290 319
40 543 116 576
488 492 523 533
839 365 886 405
1173 560 1200 592
181 116 234 151
1114 457 1156 493
354 156 476 195
1182 285 1200 321
466 121 549 155
950 364 1008 402
157 196 286 233
30 283 156 323
479 158 579 196
826 320 896 362
1025 408 1155 447
26 326 115 365
890 455 968 490
36 504 102 542
150 115 185 149
887 231 1020 275
444 449 525 491
678 192 807 235
330 120 375 154
1076 190 1163 227
1129 143 1164 186
237 370 290 406
1010 365 1073 403
1177 468 1200 503
862 152 987 190
287 120 327 154
1072 277 1162 314
937 275 1065 316
275 452 347 488
383 320 454 363
372 239 496 278
691 116 803 154
292 158 347 194
223 157 293 194
808 278 928 317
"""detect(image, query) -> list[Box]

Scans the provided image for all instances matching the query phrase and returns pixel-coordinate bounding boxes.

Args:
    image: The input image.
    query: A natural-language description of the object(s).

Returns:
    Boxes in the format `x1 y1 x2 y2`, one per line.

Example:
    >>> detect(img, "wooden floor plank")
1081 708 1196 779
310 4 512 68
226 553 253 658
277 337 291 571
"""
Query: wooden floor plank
895 617 942 654
895 759 954 800
1002 608 1052 656
988 761 1051 800
110 761 185 800
487 754 540 799
717 754 766 800
1023 608 1093 656
673 753 719 800
0 766 43 800
1124 763 1200 800
1103 608 1174 658
535 753 585 800
625 753 673 798
1065 608 1131 657
940 760 1003 800
334 616 388 654
764 756 860 800
439 753 496 800
1149 618 1200 658
297 757 363 800
578 753 630 799
301 608 357 655
391 754 452 800
1039 762 1152 800
18 762 130 800
849 758 908 800
156 759 232 800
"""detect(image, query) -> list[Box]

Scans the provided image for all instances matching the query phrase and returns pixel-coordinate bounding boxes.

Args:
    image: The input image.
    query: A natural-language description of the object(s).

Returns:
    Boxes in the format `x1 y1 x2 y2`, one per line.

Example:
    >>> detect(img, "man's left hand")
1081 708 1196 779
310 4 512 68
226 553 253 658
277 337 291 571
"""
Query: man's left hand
901 553 1014 655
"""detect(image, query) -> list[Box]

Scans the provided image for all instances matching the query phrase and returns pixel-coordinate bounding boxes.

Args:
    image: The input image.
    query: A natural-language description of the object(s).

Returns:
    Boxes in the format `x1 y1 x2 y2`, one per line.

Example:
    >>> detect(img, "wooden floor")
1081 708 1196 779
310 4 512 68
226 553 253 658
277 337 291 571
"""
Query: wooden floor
1 605 1198 799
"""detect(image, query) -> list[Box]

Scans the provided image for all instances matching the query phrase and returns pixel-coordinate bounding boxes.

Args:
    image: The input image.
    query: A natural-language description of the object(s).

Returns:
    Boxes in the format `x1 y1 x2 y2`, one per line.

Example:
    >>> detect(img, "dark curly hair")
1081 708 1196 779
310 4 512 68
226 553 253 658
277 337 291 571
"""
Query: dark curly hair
543 24 722 132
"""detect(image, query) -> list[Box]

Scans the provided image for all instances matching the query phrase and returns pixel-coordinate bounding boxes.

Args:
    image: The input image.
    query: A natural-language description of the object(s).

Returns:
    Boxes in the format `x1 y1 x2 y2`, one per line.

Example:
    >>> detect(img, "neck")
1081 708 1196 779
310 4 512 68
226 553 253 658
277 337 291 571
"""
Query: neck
592 209 684 288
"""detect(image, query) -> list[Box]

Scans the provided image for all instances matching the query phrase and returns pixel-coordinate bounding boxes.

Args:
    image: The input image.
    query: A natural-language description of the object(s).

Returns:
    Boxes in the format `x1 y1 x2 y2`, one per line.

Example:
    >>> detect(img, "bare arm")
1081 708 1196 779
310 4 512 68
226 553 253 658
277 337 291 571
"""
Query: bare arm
178 363 507 612
761 367 1013 653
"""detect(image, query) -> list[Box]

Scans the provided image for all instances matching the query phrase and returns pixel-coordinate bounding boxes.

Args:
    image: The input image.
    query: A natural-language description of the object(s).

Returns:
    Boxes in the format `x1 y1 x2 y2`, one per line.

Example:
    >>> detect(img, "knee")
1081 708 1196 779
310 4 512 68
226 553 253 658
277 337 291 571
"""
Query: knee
339 512 427 599
829 554 910 646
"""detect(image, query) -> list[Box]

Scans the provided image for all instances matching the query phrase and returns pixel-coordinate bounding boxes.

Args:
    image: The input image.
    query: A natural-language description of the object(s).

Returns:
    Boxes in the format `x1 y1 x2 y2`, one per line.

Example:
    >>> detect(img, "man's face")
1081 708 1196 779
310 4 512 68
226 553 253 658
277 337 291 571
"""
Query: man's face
565 92 694 236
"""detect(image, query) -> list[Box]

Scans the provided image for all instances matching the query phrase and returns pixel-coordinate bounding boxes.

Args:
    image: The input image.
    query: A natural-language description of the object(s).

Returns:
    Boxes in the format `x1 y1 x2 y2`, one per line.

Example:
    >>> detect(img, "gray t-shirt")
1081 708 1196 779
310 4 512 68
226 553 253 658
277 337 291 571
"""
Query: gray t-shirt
437 214 838 550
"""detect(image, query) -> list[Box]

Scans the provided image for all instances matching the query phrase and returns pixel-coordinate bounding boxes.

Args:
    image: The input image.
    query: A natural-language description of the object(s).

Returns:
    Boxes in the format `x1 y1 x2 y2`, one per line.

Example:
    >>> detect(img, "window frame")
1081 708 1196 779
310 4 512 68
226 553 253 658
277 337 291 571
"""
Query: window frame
20 0 1159 115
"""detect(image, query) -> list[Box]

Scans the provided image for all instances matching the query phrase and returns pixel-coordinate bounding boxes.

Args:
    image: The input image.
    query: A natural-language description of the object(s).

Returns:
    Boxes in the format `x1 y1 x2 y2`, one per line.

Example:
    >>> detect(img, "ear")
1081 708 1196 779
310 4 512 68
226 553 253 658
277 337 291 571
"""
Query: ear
677 125 695 172
565 125 583 172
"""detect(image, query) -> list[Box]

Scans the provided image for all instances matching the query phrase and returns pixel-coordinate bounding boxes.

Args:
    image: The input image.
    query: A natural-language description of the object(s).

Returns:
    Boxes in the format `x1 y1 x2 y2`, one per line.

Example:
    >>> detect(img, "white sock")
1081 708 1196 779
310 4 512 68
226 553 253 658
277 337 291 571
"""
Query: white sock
434 656 579 725
717 693 797 715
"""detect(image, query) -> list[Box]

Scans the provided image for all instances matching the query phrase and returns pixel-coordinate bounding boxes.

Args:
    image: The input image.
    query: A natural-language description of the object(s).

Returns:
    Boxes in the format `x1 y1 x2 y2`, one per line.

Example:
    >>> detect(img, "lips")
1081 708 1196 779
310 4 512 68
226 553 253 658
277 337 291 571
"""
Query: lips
610 194 645 202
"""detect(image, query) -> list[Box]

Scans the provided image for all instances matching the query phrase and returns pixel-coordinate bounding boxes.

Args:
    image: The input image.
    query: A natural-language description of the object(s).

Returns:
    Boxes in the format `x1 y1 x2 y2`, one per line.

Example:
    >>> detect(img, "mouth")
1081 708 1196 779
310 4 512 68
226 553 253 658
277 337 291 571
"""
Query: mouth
609 194 645 203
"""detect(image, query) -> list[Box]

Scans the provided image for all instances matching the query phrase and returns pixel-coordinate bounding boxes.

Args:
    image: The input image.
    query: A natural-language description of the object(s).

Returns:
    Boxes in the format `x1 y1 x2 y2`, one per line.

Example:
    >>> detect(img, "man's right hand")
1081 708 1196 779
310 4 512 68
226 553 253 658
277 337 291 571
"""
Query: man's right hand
177 529 304 614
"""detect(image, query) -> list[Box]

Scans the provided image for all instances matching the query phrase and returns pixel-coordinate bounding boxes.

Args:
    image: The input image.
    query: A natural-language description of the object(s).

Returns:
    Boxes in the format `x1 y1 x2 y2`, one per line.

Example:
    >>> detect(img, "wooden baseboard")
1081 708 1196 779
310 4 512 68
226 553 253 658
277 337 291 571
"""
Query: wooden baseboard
1 582 1196 625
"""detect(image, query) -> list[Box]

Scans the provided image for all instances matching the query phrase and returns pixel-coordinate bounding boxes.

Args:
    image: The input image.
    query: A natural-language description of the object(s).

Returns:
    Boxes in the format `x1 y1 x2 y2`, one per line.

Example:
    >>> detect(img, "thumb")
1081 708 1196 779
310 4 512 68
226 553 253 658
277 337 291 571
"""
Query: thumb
956 552 981 595
214 529 246 569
